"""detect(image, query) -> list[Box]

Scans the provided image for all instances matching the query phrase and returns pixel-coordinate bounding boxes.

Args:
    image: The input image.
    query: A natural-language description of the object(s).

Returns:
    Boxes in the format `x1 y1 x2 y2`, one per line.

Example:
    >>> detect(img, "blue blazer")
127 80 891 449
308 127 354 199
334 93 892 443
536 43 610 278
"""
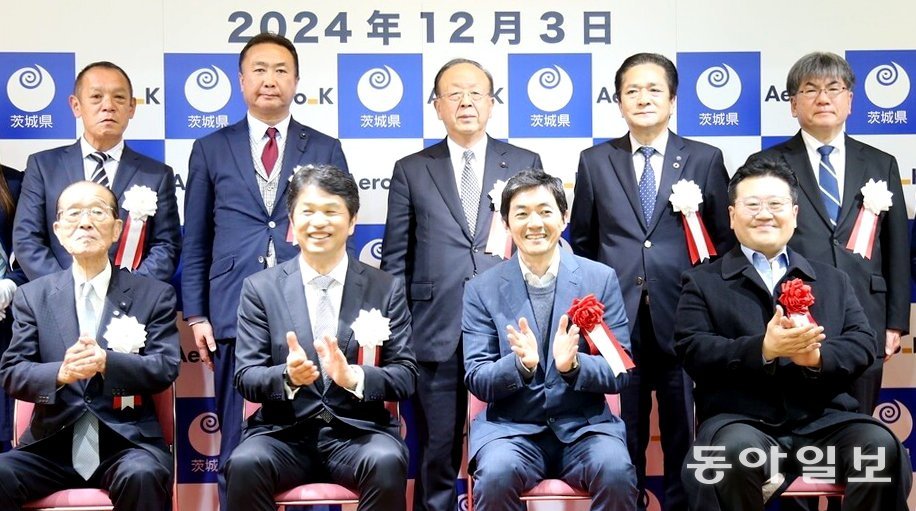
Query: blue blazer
182 117 348 339
0 165 26 288
569 131 734 356
235 256 416 441
0 268 180 468
13 141 180 282
381 136 541 362
462 250 630 460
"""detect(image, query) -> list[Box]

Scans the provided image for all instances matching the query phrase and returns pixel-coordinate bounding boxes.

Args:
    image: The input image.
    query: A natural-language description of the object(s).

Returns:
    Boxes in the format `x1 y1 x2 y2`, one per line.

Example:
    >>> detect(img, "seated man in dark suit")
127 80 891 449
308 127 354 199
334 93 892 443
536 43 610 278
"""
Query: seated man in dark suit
224 165 417 511
0 180 180 510
463 169 637 510
675 156 911 511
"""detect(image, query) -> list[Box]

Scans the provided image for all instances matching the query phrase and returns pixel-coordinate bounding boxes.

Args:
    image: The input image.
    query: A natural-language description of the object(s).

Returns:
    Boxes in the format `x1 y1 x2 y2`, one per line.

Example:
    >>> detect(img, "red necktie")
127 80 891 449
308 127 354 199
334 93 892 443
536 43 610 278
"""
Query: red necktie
261 127 279 176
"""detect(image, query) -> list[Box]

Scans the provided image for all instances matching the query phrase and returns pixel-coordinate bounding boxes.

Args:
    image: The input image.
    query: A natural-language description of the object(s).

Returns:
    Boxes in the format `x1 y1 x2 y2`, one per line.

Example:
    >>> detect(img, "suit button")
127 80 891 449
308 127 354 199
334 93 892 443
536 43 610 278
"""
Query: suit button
548 417 556 424
635 276 644 285
473 248 479 253
268 221 276 229
644 240 652 248
257 256 265 264
832 238 839 246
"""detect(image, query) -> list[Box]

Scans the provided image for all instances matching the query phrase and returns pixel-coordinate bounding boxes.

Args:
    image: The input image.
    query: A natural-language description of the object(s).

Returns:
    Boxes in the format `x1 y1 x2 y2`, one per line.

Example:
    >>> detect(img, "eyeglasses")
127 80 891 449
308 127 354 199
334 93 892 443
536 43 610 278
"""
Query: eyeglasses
795 86 847 99
438 90 490 103
735 197 793 215
57 206 115 224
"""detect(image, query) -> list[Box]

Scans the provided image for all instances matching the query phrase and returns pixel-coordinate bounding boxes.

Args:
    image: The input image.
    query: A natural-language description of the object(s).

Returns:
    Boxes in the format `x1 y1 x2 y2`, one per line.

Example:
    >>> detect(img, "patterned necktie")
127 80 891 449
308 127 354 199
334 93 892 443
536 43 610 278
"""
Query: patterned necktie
261 127 279 177
311 275 336 389
638 146 657 223
72 282 100 480
459 149 481 237
817 145 840 226
88 152 111 188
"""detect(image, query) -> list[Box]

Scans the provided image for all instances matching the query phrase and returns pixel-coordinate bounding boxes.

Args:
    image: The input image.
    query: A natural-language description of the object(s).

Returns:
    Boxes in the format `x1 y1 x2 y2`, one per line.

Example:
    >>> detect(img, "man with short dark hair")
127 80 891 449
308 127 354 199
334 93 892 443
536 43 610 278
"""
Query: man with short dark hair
225 165 416 511
182 32 349 507
14 61 180 282
0 180 179 511
749 51 909 415
570 52 733 511
675 156 910 511
464 168 636 510
381 58 541 511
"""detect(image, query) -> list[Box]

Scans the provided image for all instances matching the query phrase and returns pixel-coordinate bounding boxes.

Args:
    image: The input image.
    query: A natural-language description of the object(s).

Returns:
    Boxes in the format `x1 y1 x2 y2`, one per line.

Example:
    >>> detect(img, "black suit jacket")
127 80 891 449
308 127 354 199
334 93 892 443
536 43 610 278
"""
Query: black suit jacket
235 256 417 441
753 133 910 344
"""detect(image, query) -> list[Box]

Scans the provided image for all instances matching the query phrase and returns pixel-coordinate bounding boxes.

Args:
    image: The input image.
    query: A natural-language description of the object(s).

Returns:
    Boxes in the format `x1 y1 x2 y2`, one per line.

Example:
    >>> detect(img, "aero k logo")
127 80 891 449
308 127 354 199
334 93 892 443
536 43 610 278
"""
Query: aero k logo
676 52 760 136
846 50 916 135
164 53 245 139
338 54 422 139
508 53 591 138
0 52 75 138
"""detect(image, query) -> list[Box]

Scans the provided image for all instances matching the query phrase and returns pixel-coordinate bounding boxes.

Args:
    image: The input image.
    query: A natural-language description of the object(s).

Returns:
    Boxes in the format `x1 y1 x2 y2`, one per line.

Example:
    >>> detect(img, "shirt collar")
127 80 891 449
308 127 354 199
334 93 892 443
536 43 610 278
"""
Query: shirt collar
247 112 292 141
629 129 669 157
80 137 124 161
800 129 845 155
299 254 349 287
740 244 789 270
72 261 113 292
446 135 488 162
518 248 561 287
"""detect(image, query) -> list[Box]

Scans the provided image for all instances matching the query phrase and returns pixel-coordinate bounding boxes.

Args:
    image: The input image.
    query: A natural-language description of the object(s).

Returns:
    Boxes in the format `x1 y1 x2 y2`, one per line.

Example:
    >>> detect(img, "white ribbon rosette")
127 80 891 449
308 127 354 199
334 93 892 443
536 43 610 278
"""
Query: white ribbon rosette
484 179 512 259
116 186 157 271
846 179 893 259
669 180 716 264
103 315 148 409
351 308 390 366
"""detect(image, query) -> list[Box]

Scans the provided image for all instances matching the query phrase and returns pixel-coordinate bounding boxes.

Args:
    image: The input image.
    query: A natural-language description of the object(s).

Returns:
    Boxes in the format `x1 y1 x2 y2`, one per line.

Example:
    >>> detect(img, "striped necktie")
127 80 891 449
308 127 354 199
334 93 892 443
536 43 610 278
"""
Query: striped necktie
88 152 112 187
817 145 840 226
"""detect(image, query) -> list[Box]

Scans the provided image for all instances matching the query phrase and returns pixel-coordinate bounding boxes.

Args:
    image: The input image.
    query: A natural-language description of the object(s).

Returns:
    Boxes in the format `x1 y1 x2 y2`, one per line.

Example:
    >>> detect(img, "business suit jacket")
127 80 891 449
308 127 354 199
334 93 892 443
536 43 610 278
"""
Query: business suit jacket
570 131 733 356
462 250 631 460
0 165 26 290
0 268 180 468
183 118 348 339
753 133 910 343
235 256 417 441
13 141 180 282
381 136 541 362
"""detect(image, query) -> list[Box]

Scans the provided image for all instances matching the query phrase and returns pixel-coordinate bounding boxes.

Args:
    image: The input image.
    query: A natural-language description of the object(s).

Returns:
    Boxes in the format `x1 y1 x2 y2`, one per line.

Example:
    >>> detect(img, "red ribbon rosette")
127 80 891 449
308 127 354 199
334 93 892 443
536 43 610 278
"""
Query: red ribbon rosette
778 278 817 326
567 294 635 376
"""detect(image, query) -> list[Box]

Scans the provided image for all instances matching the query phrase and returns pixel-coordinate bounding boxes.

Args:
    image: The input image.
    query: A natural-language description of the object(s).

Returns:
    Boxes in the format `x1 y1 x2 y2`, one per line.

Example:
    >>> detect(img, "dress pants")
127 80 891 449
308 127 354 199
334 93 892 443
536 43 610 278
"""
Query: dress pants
213 337 244 510
224 418 408 511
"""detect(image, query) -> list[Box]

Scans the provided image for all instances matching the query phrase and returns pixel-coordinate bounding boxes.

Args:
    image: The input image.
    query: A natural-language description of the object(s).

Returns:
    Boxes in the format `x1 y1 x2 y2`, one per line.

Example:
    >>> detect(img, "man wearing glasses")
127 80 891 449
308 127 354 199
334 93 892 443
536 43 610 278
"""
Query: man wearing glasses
380 58 541 511
750 52 909 415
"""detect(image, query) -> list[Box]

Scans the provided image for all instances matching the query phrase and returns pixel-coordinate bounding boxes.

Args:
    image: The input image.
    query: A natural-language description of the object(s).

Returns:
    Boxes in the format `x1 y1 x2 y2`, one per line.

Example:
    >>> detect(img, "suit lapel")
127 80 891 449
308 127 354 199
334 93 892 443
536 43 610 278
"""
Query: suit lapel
609 137 646 230
275 119 310 213
111 145 140 198
62 141 86 184
839 136 867 227
499 256 542 349
281 259 324 392
649 132 687 233
784 133 833 229
96 270 134 350
721 248 774 300
49 271 79 353
336 257 365 355
474 137 511 242
548 252 582 373
227 119 270 216
425 140 473 241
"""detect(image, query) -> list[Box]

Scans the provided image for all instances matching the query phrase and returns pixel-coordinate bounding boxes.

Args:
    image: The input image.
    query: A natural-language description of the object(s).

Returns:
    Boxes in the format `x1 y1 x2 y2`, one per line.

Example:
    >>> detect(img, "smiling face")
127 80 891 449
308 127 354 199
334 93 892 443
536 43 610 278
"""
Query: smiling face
433 62 494 147
617 62 675 141
69 66 136 152
289 184 355 269
239 42 299 124
53 181 122 262
506 185 568 265
729 175 798 259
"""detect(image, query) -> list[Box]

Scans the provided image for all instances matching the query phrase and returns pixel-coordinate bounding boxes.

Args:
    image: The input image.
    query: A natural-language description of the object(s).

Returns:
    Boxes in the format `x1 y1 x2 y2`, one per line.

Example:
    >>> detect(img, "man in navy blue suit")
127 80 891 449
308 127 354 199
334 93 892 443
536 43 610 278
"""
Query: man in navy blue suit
569 52 734 511
463 169 636 510
182 32 348 508
380 58 541 511
13 61 180 283
0 181 179 510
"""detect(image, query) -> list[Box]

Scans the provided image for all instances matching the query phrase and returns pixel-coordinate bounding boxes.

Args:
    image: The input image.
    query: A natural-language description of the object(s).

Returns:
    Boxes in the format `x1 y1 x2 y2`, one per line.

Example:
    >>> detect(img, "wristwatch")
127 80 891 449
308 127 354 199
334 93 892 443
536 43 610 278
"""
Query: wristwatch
283 368 302 389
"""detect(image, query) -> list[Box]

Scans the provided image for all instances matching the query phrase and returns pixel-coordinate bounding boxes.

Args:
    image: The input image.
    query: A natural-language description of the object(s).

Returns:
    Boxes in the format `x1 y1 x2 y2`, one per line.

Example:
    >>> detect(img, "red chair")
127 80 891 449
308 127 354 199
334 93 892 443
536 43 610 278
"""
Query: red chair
242 399 400 509
465 392 621 510
780 478 844 504
13 385 177 511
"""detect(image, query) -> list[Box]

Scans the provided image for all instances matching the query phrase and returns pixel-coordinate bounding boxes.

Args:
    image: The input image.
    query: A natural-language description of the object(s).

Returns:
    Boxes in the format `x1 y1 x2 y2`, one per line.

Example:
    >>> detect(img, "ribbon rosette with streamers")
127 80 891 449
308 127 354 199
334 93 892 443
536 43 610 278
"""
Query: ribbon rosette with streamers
103 315 148 409
669 179 716 264
778 278 817 327
566 294 635 376
286 165 316 246
846 179 892 259
484 179 512 259
351 308 390 366
115 186 157 271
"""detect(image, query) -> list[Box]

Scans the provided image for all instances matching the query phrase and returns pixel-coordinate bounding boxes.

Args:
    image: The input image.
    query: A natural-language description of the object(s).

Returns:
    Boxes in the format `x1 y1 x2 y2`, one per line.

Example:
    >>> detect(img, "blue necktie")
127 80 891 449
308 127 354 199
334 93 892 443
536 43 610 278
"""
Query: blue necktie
638 146 657 223
817 145 840 226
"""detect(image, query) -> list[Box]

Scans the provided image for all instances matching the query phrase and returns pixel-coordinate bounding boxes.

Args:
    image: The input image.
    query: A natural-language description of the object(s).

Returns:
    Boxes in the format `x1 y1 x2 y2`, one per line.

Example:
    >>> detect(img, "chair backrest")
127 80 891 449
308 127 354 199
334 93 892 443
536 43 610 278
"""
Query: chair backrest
14 384 176 448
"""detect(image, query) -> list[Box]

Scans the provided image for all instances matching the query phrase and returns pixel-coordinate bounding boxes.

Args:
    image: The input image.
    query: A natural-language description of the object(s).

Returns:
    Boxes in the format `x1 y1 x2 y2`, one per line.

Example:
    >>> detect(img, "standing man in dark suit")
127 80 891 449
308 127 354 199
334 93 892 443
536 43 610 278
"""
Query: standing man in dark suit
13 61 180 282
0 181 180 510
380 58 541 511
750 52 909 415
0 162 26 449
182 32 349 507
463 169 636 510
675 156 910 511
569 52 733 511
225 165 416 511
